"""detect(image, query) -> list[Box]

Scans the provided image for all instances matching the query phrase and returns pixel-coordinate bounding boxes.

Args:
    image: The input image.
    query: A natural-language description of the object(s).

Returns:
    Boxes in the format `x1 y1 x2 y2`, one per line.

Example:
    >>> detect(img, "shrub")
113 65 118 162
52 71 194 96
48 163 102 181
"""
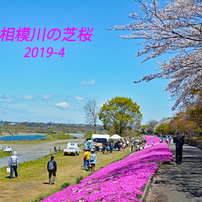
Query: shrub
59 182 70 191
76 176 84 184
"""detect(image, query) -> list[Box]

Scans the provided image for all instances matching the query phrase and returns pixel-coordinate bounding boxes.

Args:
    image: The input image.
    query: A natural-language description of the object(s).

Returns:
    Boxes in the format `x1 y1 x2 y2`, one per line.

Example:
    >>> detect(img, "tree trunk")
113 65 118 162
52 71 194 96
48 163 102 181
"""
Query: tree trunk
94 123 96 134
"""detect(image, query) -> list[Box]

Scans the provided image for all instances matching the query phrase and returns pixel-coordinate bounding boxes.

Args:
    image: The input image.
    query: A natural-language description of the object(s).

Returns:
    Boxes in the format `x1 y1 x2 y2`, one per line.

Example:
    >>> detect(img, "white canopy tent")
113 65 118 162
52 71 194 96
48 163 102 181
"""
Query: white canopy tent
92 134 109 140
109 134 121 140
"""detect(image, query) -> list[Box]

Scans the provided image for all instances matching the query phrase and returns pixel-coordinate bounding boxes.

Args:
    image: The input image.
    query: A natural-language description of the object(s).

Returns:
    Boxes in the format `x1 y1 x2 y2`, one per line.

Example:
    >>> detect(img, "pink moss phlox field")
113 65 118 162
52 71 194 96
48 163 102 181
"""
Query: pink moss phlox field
41 136 172 202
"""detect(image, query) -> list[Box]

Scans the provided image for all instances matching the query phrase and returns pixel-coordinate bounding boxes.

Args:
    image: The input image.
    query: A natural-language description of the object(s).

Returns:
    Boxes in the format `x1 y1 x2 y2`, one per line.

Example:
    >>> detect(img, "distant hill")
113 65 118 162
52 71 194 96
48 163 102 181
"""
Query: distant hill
0 121 105 134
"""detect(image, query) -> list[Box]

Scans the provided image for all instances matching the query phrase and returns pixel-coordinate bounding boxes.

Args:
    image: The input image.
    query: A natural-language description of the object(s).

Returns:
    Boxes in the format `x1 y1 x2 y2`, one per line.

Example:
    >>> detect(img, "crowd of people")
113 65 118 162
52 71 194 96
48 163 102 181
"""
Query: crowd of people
6 133 186 188
129 138 146 152
83 139 131 171
160 135 173 144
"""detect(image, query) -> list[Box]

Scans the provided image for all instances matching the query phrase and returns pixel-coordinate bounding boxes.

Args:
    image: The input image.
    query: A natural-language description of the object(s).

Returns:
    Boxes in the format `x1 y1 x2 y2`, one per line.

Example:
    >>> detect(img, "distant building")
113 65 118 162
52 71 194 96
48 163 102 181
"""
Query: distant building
0 122 4 126
9 122 16 125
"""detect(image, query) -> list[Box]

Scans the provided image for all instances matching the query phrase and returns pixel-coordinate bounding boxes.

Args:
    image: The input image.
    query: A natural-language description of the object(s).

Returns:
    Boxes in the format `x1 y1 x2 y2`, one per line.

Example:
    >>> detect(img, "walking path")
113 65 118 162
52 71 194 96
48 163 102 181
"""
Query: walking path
146 143 202 202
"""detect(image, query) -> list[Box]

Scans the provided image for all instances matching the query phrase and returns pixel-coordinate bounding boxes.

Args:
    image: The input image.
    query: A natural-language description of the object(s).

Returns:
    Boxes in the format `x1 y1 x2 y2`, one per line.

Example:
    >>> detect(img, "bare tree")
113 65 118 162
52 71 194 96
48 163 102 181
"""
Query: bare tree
83 100 98 134
145 119 158 134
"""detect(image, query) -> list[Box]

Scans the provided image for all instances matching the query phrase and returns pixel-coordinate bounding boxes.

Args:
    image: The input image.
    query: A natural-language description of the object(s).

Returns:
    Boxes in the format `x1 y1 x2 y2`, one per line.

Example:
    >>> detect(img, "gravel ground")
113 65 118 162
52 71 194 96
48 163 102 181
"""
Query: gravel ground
147 143 202 202
0 139 85 168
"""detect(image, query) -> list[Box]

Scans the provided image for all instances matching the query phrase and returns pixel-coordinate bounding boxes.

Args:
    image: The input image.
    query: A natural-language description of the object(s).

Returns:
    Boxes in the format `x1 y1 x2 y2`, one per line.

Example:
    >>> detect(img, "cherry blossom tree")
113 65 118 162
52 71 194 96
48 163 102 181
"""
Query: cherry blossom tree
109 0 202 110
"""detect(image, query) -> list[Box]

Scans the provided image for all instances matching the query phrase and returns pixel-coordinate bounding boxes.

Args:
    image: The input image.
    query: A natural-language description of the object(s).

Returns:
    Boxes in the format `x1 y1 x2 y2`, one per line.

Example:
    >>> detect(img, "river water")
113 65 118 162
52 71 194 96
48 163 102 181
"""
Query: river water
0 133 84 141
0 135 47 141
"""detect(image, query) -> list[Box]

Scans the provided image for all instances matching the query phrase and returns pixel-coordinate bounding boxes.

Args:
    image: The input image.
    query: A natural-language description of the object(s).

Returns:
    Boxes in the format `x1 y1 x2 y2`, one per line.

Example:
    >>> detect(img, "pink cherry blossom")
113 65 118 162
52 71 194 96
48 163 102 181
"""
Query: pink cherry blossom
108 0 202 110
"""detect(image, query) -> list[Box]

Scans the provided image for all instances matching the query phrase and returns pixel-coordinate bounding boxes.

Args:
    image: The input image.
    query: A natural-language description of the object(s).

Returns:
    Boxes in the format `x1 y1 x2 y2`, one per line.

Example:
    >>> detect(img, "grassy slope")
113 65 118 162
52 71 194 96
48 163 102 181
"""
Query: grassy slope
0 150 12 158
0 147 131 202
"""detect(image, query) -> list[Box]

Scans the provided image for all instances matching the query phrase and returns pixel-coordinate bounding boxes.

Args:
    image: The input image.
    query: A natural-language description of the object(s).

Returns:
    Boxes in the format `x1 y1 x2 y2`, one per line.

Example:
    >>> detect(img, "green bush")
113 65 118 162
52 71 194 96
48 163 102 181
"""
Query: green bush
84 131 92 139
55 132 72 139
76 176 84 184
59 182 70 191
33 195 45 202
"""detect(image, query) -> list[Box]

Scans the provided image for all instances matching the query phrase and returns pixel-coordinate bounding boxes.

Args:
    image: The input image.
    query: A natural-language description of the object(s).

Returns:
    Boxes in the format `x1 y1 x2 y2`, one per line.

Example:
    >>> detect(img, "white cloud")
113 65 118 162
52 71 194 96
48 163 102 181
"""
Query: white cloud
16 96 21 100
53 102 69 110
0 98 12 103
43 94 52 100
23 95 34 100
81 79 96 87
75 96 83 101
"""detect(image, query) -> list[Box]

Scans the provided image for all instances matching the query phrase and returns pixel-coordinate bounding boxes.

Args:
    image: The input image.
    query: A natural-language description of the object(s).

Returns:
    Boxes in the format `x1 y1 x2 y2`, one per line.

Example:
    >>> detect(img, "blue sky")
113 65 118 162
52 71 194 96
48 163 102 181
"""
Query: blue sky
0 0 175 125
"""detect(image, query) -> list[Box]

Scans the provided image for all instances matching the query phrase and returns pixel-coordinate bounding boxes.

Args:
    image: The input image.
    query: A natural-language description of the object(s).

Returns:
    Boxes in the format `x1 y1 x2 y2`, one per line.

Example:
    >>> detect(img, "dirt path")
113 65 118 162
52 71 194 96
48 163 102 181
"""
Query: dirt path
0 139 85 168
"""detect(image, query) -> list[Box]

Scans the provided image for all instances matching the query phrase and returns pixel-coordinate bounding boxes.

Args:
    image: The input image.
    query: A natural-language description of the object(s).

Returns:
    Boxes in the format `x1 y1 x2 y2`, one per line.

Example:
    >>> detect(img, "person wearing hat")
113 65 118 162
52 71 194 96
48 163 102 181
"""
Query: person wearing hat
174 132 184 165
47 156 57 184
8 151 19 179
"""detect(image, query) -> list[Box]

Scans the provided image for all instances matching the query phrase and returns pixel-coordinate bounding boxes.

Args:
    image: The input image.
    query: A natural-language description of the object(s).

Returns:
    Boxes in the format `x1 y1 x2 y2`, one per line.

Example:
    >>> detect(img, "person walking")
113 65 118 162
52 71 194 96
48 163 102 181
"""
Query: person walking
96 145 99 153
110 142 113 153
8 151 19 179
123 142 126 151
86 149 91 170
47 156 57 185
168 135 171 144
174 132 184 165
130 143 133 152
106 145 110 155
89 150 97 171
126 140 129 147
84 149 91 171
102 144 106 154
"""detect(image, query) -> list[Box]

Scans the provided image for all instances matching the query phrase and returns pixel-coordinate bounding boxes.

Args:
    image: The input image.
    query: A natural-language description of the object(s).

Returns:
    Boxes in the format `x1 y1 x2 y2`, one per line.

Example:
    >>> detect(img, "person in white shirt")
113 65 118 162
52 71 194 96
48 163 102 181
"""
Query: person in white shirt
8 151 19 179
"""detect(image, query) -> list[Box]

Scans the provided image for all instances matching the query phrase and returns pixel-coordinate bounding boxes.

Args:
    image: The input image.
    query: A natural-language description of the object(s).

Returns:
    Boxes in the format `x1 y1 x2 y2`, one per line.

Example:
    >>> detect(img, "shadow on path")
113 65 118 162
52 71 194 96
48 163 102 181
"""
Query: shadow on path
147 143 202 202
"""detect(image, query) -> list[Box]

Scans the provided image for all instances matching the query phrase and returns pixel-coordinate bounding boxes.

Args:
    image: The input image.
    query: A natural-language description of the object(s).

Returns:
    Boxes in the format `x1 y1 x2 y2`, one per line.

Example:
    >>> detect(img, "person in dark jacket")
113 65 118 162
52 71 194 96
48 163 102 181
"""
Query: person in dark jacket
102 144 106 154
110 142 113 153
47 156 57 185
173 133 184 165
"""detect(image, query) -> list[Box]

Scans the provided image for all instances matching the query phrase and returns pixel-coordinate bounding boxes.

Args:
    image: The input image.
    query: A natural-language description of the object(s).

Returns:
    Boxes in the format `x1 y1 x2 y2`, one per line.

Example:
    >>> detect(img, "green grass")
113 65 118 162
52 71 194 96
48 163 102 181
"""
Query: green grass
76 175 84 184
33 149 132 201
195 135 202 139
0 150 12 158
0 139 55 145
159 163 167 168
0 146 131 202
33 181 71 202
59 182 70 191
0 137 83 145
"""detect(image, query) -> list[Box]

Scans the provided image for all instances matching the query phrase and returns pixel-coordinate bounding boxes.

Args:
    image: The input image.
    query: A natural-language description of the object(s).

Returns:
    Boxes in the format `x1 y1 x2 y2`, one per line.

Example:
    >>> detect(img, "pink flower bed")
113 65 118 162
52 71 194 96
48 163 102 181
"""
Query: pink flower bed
41 136 172 202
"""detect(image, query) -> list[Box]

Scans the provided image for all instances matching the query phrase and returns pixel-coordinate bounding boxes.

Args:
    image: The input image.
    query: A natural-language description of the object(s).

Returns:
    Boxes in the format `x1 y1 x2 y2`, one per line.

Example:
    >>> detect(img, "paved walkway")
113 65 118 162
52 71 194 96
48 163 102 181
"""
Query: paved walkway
147 143 202 202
